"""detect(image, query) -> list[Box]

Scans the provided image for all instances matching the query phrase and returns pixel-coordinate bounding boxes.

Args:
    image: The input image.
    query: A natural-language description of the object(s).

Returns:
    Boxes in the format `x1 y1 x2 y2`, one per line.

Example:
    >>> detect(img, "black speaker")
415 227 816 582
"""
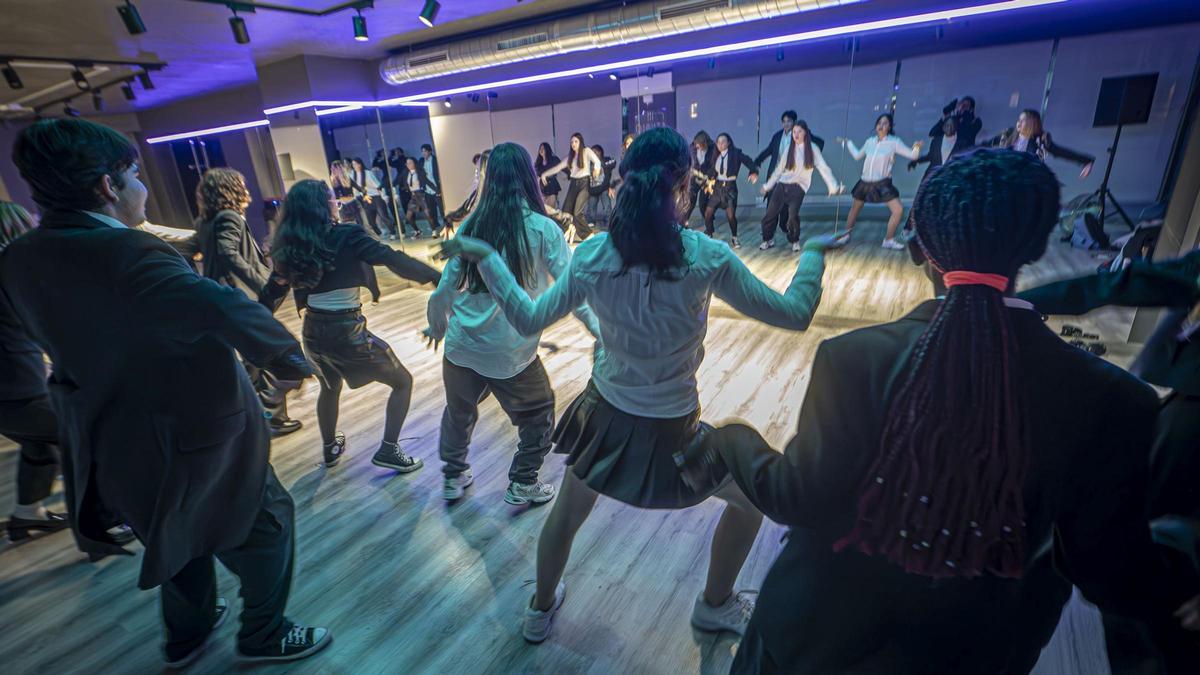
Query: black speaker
1093 73 1158 127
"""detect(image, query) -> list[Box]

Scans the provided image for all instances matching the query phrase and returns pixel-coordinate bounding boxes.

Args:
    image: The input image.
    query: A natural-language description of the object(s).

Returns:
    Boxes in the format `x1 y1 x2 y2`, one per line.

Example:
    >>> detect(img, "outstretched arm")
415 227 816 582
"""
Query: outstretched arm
844 139 866 161
1018 251 1200 315
540 157 569 180
347 227 441 285
544 227 601 339
711 243 824 330
472 243 584 337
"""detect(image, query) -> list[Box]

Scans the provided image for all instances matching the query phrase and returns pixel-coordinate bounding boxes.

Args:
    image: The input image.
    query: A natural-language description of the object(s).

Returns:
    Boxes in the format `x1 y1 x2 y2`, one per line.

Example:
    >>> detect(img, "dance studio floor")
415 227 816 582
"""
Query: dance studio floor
0 215 1137 674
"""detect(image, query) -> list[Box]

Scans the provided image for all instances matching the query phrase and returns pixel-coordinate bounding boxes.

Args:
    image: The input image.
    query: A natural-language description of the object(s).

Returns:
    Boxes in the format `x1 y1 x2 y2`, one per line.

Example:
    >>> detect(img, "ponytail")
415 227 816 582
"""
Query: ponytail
608 128 691 275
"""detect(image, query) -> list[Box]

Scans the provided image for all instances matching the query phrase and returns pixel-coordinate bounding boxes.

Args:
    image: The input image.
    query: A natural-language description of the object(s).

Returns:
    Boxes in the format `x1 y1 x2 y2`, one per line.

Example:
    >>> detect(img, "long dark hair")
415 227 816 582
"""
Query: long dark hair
833 149 1060 579
692 131 712 163
784 120 816 171
269 179 337 290
568 132 586 169
537 142 553 164
459 142 546 293
608 127 690 275
874 113 895 136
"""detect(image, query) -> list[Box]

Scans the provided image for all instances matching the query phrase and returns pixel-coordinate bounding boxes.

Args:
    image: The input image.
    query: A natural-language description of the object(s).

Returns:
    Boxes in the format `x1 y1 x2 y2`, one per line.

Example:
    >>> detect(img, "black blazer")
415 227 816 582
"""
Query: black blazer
706 148 760 180
690 146 716 185
755 129 826 182
929 101 984 146
421 155 442 194
193 210 271 299
910 132 974 179
261 223 440 313
0 210 305 589
1018 250 1200 396
0 288 48 401
985 129 1095 166
403 166 435 197
701 300 1197 674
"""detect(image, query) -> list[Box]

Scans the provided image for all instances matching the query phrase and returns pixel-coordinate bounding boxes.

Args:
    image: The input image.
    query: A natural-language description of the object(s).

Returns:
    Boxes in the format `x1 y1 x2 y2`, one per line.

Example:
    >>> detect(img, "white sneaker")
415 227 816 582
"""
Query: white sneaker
791 241 802 252
758 240 775 250
523 581 566 643
731 237 741 249
881 238 906 250
443 470 475 501
690 590 757 636
505 480 555 505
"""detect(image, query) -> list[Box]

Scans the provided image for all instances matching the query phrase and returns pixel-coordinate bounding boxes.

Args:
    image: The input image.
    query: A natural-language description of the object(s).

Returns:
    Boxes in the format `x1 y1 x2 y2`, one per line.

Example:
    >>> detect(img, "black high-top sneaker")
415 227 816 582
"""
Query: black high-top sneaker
323 433 346 467
370 440 423 473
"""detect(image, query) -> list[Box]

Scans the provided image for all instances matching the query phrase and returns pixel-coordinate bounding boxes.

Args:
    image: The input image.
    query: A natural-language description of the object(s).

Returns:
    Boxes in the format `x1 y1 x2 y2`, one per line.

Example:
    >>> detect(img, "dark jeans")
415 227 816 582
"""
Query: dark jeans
562 177 591 238
760 182 807 243
0 395 59 506
161 468 295 660
438 357 555 485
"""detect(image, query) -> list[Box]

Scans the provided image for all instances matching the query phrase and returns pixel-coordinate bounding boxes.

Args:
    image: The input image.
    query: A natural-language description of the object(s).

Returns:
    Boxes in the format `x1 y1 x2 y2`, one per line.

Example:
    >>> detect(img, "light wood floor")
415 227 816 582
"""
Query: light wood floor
0 214 1135 674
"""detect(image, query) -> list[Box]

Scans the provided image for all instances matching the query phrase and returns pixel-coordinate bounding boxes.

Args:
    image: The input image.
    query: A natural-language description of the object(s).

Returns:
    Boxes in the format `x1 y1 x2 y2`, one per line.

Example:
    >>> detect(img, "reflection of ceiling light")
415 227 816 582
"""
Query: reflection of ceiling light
443 97 451 108
72 69 90 90
121 82 136 100
419 0 440 28
229 12 250 44
2 64 22 89
608 72 618 80
118 1 147 35
353 11 368 41
146 119 270 144
138 70 154 90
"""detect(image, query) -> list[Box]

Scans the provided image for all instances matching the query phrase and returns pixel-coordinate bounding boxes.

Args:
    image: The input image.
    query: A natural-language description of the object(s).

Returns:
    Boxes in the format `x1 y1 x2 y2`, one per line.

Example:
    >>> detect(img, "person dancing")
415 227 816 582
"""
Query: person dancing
758 121 841 253
835 113 922 250
681 131 716 228
262 180 441 471
694 133 758 248
439 127 834 644
425 142 599 506
985 109 1094 178
539 133 602 241
683 148 1200 674
535 142 562 209
445 150 491 234
403 156 440 238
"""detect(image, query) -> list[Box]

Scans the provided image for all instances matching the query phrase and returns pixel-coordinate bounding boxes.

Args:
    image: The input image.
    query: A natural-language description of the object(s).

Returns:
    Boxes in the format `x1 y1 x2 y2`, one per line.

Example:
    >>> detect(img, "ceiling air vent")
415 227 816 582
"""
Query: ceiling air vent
658 0 732 21
408 50 450 68
497 32 550 51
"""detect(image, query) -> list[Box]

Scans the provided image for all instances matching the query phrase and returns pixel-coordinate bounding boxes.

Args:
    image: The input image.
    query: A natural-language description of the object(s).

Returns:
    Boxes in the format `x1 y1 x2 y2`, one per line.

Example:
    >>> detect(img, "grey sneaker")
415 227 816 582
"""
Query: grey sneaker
690 590 757 635
443 470 475 501
791 241 802 252
504 480 555 505
523 581 566 643
758 240 775 250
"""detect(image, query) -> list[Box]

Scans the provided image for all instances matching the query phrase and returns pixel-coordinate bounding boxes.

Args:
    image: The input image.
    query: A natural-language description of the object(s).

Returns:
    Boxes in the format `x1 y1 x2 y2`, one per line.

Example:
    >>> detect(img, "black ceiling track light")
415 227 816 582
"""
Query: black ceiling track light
419 0 440 28
92 90 105 112
2 62 22 89
138 70 155 90
72 68 91 90
0 55 167 118
121 82 136 100
118 1 147 35
185 1 374 43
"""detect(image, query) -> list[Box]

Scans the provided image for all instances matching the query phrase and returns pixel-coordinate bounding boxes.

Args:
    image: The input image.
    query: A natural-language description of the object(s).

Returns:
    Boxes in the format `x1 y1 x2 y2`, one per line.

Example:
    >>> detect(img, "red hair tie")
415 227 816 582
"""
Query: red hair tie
943 271 1009 292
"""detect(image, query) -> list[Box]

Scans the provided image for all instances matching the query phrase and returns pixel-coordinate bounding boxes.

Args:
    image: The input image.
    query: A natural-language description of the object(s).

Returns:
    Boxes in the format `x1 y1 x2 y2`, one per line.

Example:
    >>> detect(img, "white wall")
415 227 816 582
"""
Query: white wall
551 95 624 165
430 110 494 206
489 105 555 161
271 120 330 190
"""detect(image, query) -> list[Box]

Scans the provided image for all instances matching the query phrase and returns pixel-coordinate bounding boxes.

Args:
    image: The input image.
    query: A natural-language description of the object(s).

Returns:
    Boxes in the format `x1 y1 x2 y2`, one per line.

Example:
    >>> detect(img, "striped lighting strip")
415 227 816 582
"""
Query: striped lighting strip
145 119 270 144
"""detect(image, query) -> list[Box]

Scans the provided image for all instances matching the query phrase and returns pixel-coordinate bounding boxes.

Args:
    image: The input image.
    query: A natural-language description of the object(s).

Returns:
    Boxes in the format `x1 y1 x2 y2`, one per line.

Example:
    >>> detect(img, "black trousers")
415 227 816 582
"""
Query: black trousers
359 198 381 236
682 180 710 227
161 468 295 660
0 395 60 506
760 183 807 243
704 182 740 237
438 357 556 485
562 177 591 238
374 197 396 237
405 193 440 234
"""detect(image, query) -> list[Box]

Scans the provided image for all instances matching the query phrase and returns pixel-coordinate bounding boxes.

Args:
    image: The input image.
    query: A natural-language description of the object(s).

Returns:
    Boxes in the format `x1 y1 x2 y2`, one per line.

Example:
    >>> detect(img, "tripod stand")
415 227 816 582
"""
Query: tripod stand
1091 122 1135 231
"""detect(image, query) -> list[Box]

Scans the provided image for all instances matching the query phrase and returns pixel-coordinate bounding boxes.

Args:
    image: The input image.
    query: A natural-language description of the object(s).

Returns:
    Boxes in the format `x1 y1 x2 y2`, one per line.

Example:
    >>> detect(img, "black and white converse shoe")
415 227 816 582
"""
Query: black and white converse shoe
371 440 423 473
237 624 331 663
323 433 346 467
163 597 229 669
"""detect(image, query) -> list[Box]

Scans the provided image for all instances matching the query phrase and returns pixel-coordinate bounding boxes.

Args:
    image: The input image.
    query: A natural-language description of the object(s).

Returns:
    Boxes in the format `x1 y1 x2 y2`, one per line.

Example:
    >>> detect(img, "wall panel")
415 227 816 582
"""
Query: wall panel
430 110 495 206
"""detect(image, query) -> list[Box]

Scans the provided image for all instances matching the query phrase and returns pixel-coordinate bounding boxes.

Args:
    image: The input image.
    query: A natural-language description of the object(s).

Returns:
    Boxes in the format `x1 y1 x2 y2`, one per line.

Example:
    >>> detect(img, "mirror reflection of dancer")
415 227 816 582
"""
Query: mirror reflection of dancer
445 151 491 235
425 142 599 506
329 160 361 228
539 133 602 240
439 127 836 645
696 133 759 249
403 156 441 238
759 121 841 253
262 180 441 470
836 113 922 250
985 109 1094 179
681 131 715 227
534 142 561 209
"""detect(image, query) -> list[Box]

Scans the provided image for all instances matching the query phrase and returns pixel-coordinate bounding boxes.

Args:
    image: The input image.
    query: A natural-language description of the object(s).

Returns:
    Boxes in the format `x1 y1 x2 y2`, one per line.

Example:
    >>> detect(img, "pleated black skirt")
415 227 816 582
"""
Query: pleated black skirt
851 177 901 203
553 381 730 509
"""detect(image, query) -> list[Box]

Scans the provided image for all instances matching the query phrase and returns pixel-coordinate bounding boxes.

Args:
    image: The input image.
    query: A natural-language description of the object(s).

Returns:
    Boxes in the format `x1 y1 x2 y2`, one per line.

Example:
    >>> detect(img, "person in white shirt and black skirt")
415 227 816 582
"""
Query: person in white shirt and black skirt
702 133 759 249
836 113 922 250
262 180 441 471
438 127 838 646
759 121 842 253
425 143 599 507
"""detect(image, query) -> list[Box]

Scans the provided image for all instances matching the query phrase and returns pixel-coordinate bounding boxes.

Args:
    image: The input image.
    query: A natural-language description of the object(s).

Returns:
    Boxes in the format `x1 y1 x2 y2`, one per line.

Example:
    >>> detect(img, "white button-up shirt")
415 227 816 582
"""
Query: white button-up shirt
81 210 128 229
763 142 842 194
845 135 920 182
476 229 825 417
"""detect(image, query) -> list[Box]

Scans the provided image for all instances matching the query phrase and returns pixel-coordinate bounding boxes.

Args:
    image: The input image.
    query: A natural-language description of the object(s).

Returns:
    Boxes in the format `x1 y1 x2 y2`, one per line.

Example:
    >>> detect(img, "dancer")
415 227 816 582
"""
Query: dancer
611 133 636 192
348 157 388 239
425 142 598 505
756 111 826 241
263 179 440 470
928 96 983 146
985 109 1095 178
535 142 561 209
403 156 440 238
584 144 617 233
420 144 446 228
682 131 715 227
759 121 841 253
909 116 972 180
699 133 759 248
539 132 602 240
683 149 1200 674
438 127 833 644
192 168 301 437
329 160 361 227
445 150 491 232
4 118 329 666
835 113 922 250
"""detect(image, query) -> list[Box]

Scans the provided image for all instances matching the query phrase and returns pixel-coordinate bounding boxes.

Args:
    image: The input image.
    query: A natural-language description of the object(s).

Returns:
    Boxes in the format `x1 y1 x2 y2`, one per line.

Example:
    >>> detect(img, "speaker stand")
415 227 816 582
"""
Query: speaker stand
1094 123 1135 232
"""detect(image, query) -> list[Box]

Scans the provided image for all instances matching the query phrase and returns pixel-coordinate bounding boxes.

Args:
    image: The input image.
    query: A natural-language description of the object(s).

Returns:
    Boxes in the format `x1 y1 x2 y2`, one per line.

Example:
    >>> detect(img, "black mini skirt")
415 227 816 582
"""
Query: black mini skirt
851 177 901 203
301 307 403 390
